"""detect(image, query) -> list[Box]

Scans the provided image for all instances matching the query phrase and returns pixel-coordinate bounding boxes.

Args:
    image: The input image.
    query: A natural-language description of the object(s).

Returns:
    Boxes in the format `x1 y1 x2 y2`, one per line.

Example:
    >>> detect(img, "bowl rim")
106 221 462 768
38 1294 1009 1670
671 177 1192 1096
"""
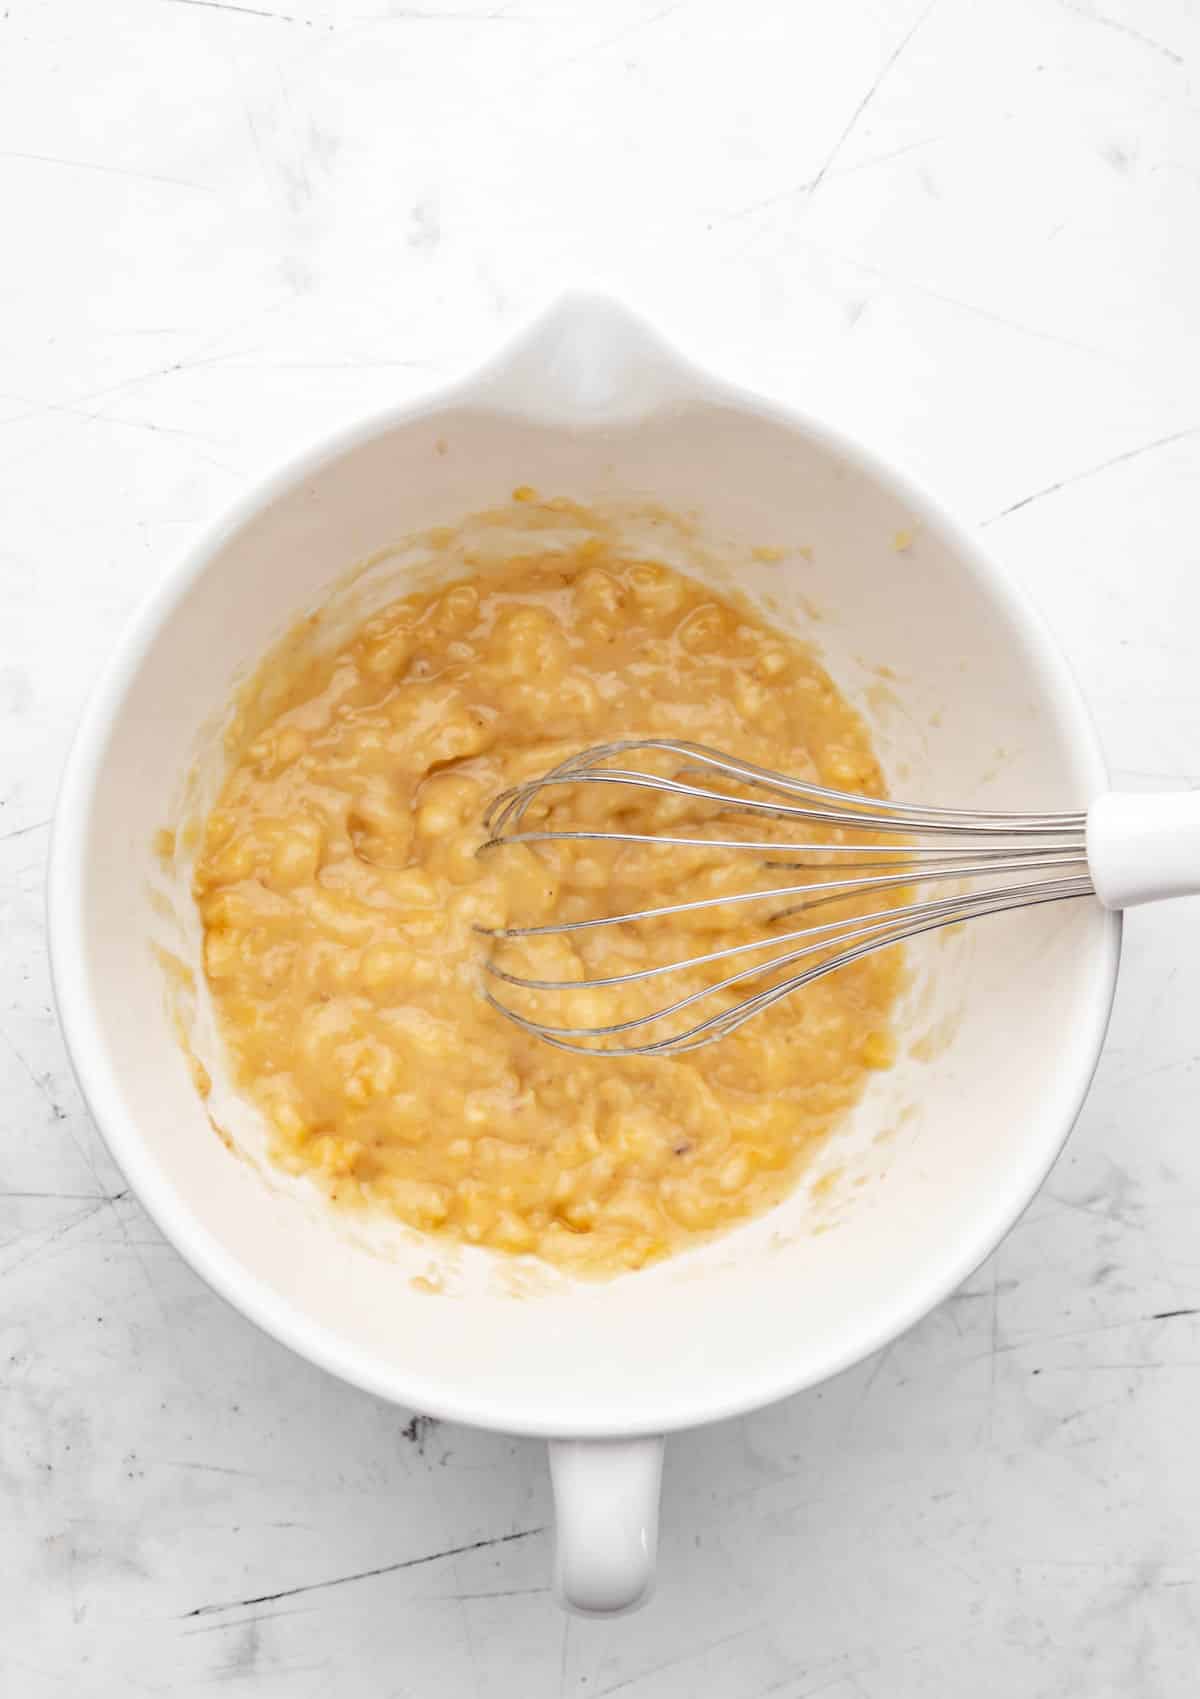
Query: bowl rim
47 296 1122 1438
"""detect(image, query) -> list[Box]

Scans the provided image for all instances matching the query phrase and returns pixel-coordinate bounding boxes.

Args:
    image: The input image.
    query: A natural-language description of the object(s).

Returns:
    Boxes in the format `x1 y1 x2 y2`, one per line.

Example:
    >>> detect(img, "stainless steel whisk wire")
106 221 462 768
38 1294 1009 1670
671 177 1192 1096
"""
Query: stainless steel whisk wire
476 739 1095 1056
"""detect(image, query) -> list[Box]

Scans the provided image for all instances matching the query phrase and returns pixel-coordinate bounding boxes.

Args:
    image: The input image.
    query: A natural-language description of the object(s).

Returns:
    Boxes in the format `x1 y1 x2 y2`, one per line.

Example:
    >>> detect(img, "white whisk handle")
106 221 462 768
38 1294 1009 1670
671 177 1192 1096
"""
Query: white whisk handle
1087 791 1200 910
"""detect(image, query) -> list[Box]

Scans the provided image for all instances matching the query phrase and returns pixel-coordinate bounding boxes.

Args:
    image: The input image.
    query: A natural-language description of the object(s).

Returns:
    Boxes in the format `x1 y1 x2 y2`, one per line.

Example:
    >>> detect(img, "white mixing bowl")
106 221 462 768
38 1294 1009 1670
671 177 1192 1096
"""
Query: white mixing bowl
48 295 1120 1613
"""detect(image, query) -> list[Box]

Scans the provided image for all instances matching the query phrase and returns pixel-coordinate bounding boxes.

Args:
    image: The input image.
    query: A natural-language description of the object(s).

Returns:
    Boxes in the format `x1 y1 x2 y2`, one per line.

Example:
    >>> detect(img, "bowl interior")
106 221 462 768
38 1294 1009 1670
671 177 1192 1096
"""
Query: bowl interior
53 391 1117 1436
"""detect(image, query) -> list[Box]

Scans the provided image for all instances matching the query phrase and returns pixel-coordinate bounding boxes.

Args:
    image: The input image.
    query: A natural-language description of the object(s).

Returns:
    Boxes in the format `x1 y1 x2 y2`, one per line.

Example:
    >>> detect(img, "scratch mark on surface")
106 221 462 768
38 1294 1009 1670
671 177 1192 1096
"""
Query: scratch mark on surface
807 1 938 197
105 1193 175 1332
550 0 689 73
711 135 942 228
232 357 435 371
0 383 233 443
798 1676 865 1699
0 291 307 432
0 1190 113 1201
0 390 240 474
241 102 271 195
165 0 310 21
957 1307 1200 1365
0 1023 73 1128
164 1460 270 1478
855 1339 895 1412
1040 1188 1141 1232
861 263 1115 359
79 412 227 447
180 1605 316 1636
0 150 210 191
1055 1360 1200 1372
1050 1393 1131 1434
596 1627 752 1695
1151 1308 1200 1321
981 426 1200 525
952 1280 1018 1302
740 235 1116 361
376 6 525 17
1057 1 1183 65
0 343 259 446
0 1195 119 1277
755 1652 880 1699
827 132 943 182
1011 1556 1189 1573
429 1585 550 1600
180 1527 544 1618
1109 1055 1198 1088
0 818 50 844
2 330 290 417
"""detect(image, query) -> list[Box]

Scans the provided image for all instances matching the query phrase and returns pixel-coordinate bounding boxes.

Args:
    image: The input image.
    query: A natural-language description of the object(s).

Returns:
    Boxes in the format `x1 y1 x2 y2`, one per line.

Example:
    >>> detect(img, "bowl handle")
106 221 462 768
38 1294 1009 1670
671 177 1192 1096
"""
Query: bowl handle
548 1435 664 1615
470 292 699 425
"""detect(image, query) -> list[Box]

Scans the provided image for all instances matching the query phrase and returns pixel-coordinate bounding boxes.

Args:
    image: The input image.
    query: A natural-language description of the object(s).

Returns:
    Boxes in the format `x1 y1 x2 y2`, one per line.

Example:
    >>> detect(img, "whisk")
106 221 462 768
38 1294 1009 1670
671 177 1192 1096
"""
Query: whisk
477 738 1200 1056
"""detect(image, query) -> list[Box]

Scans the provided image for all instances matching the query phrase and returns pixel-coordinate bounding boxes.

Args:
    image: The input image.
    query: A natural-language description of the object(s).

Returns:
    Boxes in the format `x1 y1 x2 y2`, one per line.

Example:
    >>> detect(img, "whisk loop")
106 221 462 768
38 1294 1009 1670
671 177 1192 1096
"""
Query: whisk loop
477 739 1094 1056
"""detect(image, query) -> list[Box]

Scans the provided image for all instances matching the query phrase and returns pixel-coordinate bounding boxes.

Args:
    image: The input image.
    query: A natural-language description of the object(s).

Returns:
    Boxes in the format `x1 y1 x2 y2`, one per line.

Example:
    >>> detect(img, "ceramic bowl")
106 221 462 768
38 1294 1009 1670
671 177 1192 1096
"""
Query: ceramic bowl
49 295 1120 1613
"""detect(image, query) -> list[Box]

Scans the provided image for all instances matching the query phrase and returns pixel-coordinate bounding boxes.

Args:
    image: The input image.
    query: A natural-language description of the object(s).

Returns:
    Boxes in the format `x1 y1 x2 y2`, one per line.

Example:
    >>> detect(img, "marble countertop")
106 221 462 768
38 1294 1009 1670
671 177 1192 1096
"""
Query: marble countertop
4 0 1200 1692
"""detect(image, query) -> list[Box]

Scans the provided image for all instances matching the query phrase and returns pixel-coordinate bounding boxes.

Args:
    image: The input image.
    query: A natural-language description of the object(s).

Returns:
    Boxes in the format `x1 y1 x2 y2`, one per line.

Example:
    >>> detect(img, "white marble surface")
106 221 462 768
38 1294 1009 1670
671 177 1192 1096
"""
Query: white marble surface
3 0 1200 1691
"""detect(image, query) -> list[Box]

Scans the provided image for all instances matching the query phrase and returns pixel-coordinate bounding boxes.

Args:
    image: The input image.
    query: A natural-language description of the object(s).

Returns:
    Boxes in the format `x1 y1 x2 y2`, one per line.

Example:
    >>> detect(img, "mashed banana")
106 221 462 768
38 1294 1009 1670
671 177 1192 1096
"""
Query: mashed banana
194 540 902 1274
